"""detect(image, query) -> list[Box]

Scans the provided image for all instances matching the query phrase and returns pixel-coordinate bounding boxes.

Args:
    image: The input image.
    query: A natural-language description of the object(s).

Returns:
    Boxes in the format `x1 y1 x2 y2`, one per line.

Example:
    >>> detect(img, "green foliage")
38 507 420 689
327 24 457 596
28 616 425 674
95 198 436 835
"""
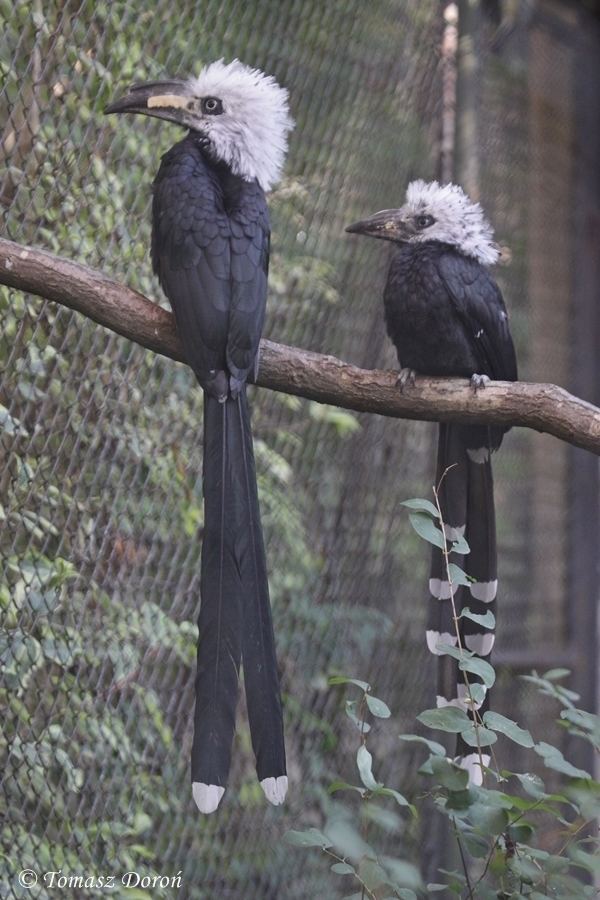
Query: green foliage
283 493 600 897
286 668 600 898
285 677 422 899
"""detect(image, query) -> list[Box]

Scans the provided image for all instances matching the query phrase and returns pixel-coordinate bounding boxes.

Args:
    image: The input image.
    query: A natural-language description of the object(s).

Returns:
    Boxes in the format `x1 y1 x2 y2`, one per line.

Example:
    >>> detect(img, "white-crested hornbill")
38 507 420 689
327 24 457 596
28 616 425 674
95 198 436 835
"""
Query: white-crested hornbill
105 59 294 812
346 181 517 784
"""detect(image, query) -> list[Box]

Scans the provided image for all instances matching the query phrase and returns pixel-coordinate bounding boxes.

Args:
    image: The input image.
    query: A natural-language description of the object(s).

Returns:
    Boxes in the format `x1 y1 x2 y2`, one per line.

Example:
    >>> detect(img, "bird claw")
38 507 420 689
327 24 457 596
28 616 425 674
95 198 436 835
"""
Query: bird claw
470 373 490 393
397 368 417 392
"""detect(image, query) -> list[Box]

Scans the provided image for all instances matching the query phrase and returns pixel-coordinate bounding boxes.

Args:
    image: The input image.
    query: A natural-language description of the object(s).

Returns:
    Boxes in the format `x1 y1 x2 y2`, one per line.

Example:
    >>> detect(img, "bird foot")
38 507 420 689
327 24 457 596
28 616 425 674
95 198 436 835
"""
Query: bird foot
192 782 225 814
470 373 490 392
397 368 417 392
260 775 288 806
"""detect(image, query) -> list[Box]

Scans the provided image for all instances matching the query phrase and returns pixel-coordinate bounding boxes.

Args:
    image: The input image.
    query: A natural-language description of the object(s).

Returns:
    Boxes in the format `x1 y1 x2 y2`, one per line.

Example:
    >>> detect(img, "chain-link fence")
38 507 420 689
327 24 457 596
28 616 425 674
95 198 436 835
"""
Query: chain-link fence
1 0 599 897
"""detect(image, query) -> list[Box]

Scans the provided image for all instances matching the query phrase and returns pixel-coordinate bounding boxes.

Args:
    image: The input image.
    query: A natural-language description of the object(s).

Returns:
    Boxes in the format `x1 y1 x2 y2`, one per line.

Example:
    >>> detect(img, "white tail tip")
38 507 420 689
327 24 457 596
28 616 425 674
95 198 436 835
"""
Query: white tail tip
456 753 491 786
260 775 288 806
192 782 225 814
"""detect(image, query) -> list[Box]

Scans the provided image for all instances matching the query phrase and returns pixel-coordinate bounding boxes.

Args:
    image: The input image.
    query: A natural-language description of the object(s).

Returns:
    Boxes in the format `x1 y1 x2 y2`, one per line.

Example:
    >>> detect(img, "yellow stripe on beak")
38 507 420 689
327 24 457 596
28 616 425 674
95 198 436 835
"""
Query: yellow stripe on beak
147 94 189 109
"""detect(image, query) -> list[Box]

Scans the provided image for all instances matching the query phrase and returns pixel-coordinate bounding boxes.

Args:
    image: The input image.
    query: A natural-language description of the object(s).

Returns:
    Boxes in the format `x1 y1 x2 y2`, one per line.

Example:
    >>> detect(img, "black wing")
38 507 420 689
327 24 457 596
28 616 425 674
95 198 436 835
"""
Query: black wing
151 139 270 395
438 251 518 382
152 141 231 390
225 180 270 391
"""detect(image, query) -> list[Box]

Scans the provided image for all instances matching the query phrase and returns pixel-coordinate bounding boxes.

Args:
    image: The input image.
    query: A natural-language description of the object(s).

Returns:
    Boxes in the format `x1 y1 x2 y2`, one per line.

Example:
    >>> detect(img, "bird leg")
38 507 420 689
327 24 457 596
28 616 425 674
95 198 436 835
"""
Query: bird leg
470 373 490 393
397 367 417 392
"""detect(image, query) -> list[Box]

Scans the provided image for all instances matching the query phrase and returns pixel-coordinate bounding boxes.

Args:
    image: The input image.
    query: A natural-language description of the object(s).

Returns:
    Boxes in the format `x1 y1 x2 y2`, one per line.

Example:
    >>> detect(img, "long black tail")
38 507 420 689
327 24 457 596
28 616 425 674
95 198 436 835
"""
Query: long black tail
427 423 497 784
192 388 286 813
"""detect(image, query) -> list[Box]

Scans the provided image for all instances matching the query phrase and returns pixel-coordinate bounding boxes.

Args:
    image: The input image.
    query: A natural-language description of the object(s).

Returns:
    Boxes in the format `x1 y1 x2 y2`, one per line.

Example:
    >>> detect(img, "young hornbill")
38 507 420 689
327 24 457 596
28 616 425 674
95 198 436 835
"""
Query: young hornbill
347 181 517 784
105 60 293 812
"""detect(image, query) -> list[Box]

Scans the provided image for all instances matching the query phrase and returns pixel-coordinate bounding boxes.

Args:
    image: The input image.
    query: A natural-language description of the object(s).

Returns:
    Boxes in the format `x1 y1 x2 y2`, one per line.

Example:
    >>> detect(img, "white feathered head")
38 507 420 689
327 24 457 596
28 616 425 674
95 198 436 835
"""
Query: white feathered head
105 59 294 191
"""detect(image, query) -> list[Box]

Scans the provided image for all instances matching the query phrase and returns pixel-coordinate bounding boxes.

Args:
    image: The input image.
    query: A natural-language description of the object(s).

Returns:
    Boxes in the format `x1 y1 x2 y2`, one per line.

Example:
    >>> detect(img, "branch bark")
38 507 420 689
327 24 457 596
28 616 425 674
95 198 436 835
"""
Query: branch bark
1 236 599 455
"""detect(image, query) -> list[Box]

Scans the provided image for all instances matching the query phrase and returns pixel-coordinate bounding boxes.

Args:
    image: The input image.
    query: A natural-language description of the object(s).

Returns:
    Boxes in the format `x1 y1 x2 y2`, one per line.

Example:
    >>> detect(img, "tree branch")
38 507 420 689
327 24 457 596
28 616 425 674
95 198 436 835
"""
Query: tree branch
1 236 599 455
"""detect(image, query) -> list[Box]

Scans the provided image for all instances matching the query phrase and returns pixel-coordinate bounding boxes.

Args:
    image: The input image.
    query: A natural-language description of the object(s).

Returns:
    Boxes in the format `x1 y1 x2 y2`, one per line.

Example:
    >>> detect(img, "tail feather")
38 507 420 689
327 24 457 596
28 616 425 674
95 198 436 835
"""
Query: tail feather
192 396 244 800
191 389 286 812
427 424 497 786
428 424 468 705
236 389 287 791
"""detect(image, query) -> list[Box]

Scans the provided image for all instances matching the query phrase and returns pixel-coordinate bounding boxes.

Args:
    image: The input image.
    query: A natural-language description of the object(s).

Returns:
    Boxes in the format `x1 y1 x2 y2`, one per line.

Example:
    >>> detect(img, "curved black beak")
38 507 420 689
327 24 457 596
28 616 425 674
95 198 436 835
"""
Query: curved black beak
104 80 195 127
345 209 411 243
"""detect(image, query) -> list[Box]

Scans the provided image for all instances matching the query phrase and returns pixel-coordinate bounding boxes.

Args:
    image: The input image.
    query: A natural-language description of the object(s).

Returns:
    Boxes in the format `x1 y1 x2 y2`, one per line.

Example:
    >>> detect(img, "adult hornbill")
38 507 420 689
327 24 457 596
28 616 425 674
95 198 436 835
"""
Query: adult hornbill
346 181 517 784
105 59 293 812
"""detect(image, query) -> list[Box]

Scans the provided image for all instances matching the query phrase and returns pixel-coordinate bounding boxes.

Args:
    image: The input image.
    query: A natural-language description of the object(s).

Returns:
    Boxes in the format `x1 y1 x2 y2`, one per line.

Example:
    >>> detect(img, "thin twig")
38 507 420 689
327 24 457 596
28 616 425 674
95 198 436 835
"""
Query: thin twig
453 819 475 900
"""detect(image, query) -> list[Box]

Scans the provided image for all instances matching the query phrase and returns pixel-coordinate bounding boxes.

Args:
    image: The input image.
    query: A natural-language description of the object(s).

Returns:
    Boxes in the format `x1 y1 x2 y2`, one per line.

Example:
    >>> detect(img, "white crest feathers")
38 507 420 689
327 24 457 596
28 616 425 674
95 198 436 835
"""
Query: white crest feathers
405 180 499 265
188 59 294 191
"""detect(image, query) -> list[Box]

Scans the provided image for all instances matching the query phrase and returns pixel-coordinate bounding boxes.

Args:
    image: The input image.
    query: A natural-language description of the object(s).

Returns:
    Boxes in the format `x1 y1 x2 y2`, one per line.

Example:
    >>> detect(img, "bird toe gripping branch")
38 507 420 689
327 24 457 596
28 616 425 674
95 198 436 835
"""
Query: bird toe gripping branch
106 59 294 813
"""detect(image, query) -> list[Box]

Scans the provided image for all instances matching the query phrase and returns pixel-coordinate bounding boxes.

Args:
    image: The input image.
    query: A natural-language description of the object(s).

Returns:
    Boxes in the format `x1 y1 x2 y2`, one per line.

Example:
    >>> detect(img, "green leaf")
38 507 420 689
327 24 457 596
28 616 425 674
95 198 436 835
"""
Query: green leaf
429 756 469 791
401 498 439 518
542 668 570 681
345 700 371 734
329 780 366 797
329 675 370 692
515 772 546 798
560 707 600 741
373 786 416 815
468 802 509 835
483 712 534 748
436 643 471 661
365 694 391 718
460 725 498 748
534 742 591 779
470 683 487 706
325 819 375 861
462 832 490 858
460 608 495 629
331 862 355 875
458 656 496 688
447 564 473 587
451 533 470 555
445 788 477 811
398 734 446 756
508 854 543 884
508 823 534 843
358 857 391 891
285 828 332 848
408 513 446 550
0 403 29 436
379 856 423 891
356 745 380 791
418 707 472 734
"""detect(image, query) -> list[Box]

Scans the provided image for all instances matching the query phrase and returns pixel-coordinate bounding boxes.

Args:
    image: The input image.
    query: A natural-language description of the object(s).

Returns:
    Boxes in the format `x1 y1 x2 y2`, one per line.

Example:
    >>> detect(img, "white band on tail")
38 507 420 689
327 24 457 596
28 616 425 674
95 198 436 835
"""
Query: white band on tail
426 630 457 655
443 523 466 542
469 580 497 603
464 632 495 656
260 775 288 806
456 752 491 786
192 783 225 814
429 578 452 600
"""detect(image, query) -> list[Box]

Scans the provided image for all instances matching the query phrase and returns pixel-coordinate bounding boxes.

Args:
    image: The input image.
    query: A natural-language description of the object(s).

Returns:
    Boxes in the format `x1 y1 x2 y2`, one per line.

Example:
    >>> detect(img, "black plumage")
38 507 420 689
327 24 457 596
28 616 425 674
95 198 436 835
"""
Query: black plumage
105 62 292 811
347 192 517 782
151 135 285 796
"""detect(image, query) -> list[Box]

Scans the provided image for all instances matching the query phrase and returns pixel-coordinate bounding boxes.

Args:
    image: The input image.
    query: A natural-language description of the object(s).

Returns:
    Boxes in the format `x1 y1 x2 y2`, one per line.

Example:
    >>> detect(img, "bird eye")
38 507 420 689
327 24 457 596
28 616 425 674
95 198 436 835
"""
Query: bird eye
415 214 435 229
201 97 223 115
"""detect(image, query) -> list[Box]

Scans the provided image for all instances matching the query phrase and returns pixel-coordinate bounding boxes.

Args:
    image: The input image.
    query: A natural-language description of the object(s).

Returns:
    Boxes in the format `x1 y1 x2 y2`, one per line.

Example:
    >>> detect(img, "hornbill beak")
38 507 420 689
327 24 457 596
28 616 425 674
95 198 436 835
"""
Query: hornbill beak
104 80 196 128
345 209 412 243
